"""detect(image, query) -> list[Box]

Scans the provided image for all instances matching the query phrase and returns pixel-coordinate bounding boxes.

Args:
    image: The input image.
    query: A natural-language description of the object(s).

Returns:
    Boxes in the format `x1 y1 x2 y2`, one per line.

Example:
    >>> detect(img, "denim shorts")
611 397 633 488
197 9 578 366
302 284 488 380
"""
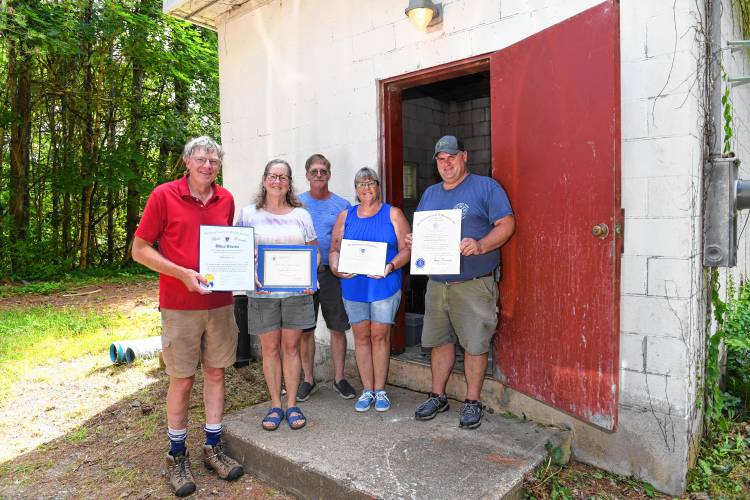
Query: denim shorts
343 290 401 326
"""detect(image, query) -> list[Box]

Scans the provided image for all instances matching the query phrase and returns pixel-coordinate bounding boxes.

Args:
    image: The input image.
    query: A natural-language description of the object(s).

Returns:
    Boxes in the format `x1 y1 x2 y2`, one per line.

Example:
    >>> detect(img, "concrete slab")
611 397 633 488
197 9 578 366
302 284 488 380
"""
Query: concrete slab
223 385 569 499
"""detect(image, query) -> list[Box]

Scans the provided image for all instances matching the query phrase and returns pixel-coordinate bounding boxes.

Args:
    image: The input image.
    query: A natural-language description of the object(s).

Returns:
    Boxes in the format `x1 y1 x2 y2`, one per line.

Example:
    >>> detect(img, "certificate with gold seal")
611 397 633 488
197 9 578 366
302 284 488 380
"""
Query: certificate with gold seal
199 226 255 291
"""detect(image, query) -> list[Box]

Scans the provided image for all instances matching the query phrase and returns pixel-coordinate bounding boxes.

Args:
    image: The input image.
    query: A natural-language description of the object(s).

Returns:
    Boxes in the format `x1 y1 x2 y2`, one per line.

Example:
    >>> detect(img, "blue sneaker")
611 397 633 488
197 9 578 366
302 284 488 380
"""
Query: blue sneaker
355 390 375 412
374 390 391 412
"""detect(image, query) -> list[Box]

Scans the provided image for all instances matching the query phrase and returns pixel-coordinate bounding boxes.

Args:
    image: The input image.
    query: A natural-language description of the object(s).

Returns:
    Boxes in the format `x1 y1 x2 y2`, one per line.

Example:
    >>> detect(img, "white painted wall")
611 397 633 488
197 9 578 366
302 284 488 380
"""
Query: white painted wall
208 0 749 494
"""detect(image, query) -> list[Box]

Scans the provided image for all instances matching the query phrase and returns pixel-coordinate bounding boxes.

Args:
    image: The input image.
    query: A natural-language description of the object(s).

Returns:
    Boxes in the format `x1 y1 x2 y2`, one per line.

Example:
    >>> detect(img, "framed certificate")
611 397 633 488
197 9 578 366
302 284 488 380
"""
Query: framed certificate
411 209 462 275
199 226 255 291
338 239 388 276
257 245 317 292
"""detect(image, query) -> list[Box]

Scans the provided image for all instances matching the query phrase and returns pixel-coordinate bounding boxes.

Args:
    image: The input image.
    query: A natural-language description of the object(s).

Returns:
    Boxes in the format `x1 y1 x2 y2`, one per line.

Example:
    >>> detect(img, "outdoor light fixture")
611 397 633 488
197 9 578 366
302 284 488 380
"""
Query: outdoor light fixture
405 0 442 31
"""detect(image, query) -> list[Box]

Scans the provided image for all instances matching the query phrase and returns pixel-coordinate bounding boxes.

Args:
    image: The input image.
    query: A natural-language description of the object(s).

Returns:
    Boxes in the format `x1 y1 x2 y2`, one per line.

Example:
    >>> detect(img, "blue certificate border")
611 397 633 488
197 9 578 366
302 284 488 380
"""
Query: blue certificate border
257 245 318 292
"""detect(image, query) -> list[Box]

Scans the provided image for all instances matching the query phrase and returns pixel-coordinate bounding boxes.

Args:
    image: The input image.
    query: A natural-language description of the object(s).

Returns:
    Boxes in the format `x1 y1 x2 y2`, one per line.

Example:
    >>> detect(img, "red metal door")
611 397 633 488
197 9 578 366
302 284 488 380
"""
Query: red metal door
492 1 622 430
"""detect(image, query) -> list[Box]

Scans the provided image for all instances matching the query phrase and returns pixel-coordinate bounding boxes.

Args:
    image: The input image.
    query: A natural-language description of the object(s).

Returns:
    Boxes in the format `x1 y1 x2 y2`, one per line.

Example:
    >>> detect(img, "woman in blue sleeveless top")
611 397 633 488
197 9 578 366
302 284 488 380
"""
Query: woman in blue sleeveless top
330 167 411 412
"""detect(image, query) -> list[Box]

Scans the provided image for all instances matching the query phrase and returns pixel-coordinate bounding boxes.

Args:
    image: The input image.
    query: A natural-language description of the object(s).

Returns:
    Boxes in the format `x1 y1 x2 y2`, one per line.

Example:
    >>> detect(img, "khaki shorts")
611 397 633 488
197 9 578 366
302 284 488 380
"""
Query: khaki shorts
422 276 499 355
161 304 239 378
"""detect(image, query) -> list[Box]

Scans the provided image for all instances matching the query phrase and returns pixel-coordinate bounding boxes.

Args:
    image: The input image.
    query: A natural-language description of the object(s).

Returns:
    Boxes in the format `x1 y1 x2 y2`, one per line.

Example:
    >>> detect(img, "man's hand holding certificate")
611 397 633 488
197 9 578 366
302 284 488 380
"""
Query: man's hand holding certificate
199 226 255 291
410 209 462 275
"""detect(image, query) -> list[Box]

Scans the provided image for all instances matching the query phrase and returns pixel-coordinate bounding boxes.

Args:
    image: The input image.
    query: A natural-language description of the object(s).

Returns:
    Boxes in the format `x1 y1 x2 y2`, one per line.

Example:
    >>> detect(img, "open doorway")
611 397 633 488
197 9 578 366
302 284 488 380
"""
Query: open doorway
382 66 494 373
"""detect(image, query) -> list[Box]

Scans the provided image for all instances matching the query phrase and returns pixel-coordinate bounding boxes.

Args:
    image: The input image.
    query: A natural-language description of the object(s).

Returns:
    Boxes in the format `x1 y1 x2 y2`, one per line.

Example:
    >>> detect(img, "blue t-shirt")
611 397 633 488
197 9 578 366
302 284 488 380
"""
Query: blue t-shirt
340 203 401 302
417 174 513 282
299 191 351 266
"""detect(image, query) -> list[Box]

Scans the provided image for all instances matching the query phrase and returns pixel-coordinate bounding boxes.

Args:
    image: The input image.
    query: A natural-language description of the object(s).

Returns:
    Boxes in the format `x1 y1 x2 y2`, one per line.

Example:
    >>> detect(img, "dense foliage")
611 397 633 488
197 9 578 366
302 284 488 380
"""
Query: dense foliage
0 0 219 279
688 275 750 497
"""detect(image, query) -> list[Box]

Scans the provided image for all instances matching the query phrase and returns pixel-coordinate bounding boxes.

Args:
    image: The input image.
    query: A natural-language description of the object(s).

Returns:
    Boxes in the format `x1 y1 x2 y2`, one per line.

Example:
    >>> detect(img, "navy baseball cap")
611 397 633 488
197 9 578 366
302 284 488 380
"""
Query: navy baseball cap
433 135 466 158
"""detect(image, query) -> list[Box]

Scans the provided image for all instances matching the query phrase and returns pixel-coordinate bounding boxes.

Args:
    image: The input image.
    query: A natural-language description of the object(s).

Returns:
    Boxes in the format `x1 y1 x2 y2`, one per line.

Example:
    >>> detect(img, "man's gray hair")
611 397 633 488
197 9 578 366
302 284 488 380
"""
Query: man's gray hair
182 136 224 161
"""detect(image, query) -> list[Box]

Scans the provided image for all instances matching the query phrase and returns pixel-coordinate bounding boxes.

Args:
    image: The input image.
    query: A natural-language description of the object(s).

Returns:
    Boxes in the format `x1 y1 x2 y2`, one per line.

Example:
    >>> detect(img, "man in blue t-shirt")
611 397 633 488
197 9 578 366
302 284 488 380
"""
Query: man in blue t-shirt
410 136 515 429
298 154 356 401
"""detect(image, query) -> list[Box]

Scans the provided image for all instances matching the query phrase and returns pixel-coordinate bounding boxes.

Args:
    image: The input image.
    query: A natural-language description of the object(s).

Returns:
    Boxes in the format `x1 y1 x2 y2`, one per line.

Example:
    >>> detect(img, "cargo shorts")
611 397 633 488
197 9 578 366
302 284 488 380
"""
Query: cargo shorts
421 276 499 355
160 304 239 378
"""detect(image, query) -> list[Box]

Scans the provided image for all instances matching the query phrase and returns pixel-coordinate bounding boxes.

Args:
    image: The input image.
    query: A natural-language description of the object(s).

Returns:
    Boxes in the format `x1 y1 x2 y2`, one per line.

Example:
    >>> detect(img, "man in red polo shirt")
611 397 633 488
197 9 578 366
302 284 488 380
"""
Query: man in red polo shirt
132 136 243 497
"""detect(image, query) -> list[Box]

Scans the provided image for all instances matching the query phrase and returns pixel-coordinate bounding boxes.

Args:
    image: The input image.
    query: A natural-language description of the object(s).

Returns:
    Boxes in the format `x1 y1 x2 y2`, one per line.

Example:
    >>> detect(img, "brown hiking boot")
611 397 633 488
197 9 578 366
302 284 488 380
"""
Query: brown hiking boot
165 452 196 497
202 443 244 480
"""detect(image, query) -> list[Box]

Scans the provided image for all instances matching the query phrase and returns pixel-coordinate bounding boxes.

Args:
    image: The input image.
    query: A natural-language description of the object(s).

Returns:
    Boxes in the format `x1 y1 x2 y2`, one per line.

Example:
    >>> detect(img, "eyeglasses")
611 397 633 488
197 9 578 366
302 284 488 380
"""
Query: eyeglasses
308 169 330 177
266 173 290 183
356 181 378 189
191 156 221 167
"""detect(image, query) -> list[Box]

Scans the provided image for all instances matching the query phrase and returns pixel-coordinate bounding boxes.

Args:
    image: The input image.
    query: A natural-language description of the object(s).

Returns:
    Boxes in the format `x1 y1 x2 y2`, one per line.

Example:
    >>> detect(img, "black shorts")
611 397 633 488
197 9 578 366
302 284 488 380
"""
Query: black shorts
305 266 350 333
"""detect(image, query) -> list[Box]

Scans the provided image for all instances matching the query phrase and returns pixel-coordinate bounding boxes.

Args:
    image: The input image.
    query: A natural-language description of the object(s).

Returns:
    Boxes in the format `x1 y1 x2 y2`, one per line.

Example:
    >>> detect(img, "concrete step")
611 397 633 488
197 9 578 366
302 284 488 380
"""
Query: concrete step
223 384 570 499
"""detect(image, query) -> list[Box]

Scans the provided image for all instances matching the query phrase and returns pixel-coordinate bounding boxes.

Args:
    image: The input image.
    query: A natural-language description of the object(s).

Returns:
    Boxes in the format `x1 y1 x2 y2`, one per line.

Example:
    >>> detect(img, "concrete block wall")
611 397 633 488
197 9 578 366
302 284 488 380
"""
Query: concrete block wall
403 95 492 194
210 0 737 494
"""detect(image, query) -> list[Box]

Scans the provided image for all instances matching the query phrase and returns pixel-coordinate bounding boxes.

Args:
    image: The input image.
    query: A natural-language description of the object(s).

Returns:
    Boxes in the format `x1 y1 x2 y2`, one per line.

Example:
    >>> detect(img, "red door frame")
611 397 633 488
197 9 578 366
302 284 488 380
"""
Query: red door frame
380 55 491 354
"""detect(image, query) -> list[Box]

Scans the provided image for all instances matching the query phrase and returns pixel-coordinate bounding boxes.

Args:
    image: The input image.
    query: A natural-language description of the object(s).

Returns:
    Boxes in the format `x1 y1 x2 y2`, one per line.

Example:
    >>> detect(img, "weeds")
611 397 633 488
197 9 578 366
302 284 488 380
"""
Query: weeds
686 275 750 498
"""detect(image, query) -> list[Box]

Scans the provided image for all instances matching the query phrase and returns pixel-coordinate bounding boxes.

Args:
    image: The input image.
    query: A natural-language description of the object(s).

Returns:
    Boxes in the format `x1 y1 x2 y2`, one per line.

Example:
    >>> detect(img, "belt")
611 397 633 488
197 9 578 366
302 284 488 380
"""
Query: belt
318 264 330 271
444 271 493 285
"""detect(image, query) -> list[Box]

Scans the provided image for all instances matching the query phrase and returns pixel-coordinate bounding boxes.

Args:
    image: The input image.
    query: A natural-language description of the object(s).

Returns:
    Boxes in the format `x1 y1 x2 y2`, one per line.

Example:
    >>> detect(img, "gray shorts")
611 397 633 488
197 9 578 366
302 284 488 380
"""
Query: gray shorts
422 276 499 355
248 294 316 335
306 266 350 333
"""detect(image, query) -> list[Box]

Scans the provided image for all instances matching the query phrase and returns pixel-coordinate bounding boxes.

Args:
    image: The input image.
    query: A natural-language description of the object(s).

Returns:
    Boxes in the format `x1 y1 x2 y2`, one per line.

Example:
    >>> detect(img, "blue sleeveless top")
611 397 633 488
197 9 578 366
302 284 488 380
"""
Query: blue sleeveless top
340 203 401 302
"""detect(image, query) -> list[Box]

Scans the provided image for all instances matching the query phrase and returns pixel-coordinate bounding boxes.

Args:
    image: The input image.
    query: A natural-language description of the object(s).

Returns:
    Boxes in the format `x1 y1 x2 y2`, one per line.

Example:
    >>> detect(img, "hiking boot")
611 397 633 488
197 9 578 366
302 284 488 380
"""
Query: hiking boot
355 390 375 412
166 452 196 497
374 390 391 412
414 392 449 421
202 443 244 481
296 380 317 402
333 378 356 399
459 400 484 429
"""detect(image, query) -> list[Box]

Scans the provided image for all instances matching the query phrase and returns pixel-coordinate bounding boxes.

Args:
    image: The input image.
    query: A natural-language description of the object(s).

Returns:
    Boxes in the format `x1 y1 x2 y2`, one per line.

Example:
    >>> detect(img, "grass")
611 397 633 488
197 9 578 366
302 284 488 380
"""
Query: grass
0 305 160 400
0 268 156 298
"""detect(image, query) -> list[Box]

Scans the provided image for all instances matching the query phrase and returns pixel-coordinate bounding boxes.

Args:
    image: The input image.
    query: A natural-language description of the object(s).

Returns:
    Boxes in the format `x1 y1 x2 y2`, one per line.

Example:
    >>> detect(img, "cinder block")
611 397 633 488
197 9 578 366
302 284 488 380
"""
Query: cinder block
647 176 696 217
646 336 690 378
621 99 648 140
377 44 423 78
474 97 490 109
620 332 646 372
621 254 647 295
647 92 695 138
620 369 689 414
624 217 693 257
469 15 530 57
645 11 693 58
622 177 648 217
622 136 699 178
442 0 501 33
647 257 695 299
620 294 691 338
619 5 647 62
621 53 695 101
353 24 396 61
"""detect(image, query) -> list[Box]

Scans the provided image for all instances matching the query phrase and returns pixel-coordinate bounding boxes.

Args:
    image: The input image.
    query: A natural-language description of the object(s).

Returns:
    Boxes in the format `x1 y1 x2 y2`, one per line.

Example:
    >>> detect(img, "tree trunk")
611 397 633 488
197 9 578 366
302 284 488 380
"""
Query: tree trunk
78 0 95 270
7 2 32 264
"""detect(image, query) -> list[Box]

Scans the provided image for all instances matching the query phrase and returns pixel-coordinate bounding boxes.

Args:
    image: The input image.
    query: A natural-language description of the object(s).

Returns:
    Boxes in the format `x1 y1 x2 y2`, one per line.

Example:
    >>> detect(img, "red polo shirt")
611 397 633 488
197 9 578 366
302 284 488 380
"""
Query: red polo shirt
135 176 235 310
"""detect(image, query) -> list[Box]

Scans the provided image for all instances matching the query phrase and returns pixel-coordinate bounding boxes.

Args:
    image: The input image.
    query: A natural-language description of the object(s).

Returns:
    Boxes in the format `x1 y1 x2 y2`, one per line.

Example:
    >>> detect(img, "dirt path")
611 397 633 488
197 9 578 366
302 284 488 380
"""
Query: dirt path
0 279 289 499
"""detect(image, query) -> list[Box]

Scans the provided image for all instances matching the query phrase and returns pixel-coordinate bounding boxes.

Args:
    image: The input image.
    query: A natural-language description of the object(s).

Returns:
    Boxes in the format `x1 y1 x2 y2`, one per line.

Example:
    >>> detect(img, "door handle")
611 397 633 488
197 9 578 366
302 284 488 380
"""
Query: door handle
591 223 609 239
